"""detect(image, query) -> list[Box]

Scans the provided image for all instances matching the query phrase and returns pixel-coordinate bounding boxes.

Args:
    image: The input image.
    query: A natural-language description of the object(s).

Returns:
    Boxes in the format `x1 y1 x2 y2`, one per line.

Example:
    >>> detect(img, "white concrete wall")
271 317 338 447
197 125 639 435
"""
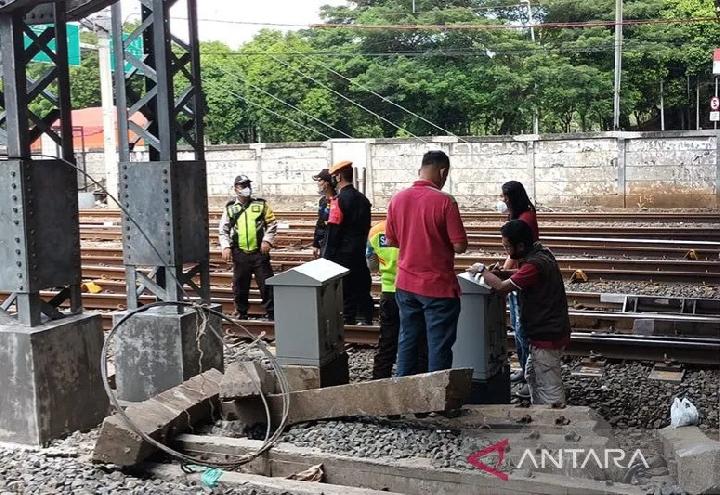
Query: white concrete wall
77 131 720 209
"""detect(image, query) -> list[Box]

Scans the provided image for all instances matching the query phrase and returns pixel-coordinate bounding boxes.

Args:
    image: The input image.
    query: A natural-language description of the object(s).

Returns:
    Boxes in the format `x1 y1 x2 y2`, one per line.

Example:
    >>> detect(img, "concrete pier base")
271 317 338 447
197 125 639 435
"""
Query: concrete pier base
113 305 223 402
0 312 108 446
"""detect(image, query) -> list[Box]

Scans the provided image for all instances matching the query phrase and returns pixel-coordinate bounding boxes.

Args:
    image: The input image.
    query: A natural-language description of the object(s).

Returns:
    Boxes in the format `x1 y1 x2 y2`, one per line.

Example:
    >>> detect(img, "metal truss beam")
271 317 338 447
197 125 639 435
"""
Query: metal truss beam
0 2 82 326
112 0 209 310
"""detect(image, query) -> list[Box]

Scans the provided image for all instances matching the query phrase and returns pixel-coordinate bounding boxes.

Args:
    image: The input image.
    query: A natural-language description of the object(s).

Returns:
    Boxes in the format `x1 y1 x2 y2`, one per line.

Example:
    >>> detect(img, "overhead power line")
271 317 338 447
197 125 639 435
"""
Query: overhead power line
267 54 430 144
176 15 718 32
212 65 354 139
217 86 332 140
310 16 719 31
306 57 467 142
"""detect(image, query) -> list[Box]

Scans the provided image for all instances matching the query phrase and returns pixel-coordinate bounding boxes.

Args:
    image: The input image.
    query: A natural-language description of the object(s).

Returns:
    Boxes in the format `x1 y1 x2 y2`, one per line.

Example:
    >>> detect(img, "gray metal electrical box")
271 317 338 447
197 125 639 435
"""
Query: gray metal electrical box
267 259 349 368
453 272 510 403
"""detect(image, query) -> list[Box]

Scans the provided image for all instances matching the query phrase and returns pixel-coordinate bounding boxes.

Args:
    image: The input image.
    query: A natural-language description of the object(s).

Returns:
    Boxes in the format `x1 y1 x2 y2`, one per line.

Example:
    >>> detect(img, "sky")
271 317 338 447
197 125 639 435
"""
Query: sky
119 0 348 48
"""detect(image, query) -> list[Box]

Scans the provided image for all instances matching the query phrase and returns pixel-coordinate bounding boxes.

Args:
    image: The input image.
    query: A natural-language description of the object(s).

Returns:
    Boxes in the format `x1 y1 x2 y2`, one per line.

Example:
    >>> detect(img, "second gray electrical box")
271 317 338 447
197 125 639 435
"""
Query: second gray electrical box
267 259 349 367
453 272 507 380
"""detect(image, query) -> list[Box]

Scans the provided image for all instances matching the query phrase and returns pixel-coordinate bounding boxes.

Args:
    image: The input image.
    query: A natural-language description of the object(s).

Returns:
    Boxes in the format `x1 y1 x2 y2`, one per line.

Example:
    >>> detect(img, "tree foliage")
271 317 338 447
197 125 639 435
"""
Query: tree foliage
105 0 720 143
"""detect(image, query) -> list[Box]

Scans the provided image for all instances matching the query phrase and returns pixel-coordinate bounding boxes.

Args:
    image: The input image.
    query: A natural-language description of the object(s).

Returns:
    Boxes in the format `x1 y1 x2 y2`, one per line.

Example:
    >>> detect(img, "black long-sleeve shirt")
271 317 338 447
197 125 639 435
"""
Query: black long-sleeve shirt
322 185 371 263
313 195 330 249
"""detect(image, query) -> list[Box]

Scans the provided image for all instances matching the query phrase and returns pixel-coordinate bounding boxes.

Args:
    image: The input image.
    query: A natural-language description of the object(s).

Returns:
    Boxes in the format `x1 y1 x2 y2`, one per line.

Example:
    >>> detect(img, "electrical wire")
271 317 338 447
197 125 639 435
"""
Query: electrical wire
201 38 701 59
306 56 469 142
212 65 354 139
173 14 720 31
222 89 333 140
310 16 720 31
27 153 291 470
267 54 430 144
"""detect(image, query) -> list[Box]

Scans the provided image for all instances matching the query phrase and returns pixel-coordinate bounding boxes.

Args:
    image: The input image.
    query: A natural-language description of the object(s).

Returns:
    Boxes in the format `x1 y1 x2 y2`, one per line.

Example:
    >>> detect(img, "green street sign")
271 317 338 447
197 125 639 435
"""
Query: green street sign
110 34 144 74
25 23 81 66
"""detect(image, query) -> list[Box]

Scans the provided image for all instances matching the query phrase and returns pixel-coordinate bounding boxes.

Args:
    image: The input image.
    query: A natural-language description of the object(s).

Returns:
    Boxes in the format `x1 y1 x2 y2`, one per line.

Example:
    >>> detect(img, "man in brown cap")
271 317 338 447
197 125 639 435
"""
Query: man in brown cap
323 160 374 325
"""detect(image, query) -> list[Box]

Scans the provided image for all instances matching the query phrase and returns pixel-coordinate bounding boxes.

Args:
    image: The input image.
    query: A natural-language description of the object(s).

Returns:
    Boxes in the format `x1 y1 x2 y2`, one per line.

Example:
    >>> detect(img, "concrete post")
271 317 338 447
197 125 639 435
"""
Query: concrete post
616 136 627 208
716 133 720 208
527 138 537 203
250 143 264 197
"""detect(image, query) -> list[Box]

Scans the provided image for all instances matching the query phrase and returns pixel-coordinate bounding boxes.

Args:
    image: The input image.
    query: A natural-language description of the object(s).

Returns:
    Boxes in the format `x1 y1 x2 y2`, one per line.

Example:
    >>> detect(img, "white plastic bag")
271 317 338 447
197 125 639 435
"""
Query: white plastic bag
670 397 699 428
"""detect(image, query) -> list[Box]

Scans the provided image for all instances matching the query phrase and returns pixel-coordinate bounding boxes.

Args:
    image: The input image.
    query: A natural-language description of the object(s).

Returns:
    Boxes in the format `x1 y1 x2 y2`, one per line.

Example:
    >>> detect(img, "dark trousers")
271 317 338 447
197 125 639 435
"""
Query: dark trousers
336 255 374 324
373 292 428 379
395 289 461 376
232 248 274 316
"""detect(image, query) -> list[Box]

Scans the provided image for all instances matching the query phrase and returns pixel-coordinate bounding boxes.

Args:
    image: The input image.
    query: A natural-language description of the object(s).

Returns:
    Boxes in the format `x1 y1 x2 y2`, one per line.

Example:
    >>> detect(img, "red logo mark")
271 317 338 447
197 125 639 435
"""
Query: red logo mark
467 438 509 481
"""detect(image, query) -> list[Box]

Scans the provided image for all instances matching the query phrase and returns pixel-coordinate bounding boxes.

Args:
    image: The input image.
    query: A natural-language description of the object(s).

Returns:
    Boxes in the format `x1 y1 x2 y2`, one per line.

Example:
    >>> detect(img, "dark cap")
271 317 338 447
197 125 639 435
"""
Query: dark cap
234 174 252 185
313 169 332 182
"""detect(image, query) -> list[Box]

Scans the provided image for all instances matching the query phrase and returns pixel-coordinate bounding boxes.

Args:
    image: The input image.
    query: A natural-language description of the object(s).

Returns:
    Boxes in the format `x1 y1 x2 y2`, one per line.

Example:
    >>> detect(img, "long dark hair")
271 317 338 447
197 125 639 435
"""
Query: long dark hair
501 181 535 220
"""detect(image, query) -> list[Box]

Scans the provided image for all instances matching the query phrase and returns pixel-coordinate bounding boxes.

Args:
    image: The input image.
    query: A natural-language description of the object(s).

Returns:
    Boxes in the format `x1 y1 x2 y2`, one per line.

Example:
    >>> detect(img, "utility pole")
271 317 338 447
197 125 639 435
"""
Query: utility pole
95 10 118 201
522 0 539 134
613 0 623 130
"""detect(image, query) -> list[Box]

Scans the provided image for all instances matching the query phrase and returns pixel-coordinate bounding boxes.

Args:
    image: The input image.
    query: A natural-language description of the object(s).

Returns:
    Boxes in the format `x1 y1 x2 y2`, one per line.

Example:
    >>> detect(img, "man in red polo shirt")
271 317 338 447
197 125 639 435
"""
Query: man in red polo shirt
475 220 571 405
385 150 468 376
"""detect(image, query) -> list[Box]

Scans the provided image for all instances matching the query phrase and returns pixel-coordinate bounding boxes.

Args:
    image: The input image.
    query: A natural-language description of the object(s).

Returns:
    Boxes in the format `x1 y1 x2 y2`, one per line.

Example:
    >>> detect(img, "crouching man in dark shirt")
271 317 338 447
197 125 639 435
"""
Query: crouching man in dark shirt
473 219 571 406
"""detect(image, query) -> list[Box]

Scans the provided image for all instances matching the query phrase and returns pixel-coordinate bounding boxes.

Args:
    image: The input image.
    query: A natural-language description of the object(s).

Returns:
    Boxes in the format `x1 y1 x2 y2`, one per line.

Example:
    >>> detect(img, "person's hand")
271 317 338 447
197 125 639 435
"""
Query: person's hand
488 262 502 274
261 241 272 255
467 262 486 275
222 247 232 262
313 246 321 258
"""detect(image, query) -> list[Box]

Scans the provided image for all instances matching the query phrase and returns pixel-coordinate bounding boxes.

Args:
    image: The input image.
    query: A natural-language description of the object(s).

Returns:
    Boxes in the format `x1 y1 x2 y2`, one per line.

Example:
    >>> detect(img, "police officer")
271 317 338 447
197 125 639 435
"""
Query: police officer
312 168 336 258
219 174 277 320
323 160 374 325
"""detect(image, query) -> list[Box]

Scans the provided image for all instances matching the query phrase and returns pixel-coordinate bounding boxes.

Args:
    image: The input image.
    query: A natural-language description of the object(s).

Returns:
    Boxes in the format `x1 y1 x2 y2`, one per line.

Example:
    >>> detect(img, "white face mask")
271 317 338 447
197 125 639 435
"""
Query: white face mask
237 187 252 198
495 201 508 214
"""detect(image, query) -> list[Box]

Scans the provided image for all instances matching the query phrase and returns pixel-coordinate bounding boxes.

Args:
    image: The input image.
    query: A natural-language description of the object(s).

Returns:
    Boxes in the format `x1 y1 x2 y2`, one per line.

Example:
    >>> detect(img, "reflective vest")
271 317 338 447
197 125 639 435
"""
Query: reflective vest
368 220 399 293
227 199 271 252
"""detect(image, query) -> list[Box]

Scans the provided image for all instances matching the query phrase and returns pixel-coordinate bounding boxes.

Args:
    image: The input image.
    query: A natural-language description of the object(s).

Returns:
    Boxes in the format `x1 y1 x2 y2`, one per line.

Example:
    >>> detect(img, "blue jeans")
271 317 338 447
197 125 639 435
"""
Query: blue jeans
508 291 529 371
395 289 461 376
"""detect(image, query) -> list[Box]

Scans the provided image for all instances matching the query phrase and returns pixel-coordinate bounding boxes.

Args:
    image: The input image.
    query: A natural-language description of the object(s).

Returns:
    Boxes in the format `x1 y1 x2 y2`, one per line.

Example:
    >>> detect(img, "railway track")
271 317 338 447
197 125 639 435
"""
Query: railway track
88 313 720 366
79 227 720 259
78 208 720 224
80 224 720 243
78 246 720 283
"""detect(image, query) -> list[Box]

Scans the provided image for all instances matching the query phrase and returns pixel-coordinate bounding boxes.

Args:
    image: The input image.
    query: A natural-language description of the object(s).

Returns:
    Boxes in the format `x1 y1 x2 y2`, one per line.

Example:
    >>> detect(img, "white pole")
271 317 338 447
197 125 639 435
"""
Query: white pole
715 77 718 131
96 13 118 201
613 0 623 130
660 80 665 131
524 0 539 134
696 78 701 130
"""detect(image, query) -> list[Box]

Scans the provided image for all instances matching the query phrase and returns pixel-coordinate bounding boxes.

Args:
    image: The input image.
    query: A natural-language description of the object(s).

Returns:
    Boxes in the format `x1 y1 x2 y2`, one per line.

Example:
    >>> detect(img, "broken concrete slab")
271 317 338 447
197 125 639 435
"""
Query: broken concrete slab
274 364 321 393
658 426 720 494
268 368 473 425
145 462 403 495
175 434 646 495
221 361 273 400
92 368 222 466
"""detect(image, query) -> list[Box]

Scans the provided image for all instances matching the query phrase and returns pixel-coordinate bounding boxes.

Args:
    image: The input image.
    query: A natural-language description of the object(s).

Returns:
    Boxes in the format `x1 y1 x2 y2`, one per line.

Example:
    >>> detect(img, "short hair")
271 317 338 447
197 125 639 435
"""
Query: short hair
338 166 354 182
501 219 533 248
421 150 450 170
